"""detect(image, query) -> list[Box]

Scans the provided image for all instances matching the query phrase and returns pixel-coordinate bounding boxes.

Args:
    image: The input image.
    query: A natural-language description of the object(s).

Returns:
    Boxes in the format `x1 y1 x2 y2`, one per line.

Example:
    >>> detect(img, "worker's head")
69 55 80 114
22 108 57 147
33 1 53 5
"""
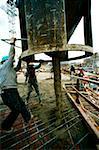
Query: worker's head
71 65 73 68
28 62 34 68
79 67 83 70
1 56 9 64
28 64 34 69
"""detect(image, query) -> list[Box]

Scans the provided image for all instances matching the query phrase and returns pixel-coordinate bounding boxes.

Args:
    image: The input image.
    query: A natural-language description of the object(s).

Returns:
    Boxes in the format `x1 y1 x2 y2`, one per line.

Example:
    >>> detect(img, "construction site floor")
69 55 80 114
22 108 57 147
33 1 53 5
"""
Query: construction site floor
0 72 97 149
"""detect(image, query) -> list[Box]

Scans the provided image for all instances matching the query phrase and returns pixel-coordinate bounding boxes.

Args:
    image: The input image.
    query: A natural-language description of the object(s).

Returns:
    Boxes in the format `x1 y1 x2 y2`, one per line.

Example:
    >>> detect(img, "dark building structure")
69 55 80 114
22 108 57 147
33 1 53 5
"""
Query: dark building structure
16 0 93 61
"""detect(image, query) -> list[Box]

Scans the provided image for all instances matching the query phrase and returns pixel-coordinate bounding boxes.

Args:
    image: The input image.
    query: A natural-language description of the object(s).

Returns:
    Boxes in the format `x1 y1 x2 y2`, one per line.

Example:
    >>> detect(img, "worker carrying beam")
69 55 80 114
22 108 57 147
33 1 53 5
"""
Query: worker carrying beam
0 37 31 132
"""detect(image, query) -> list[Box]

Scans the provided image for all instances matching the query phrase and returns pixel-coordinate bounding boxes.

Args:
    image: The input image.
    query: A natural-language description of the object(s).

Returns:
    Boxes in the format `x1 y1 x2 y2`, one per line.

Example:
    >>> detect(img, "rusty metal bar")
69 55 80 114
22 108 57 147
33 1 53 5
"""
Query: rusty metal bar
0 117 54 141
37 119 82 150
65 88 99 139
69 133 89 150
1 40 21 48
7 122 55 149
72 86 99 111
21 115 80 150
73 76 99 85
64 116 75 146
0 108 75 142
0 109 74 146
1 38 28 41
9 115 79 150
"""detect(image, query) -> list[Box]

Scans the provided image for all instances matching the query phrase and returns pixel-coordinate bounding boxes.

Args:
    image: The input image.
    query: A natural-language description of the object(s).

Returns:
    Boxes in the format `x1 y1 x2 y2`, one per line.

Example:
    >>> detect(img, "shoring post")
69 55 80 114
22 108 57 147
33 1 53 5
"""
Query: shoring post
52 0 67 121
76 79 80 104
52 56 63 121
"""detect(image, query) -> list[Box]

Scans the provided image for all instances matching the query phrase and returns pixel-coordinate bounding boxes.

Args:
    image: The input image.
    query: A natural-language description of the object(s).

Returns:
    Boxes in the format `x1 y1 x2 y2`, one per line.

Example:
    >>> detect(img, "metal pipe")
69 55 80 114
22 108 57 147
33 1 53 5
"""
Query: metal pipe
1 38 28 41
0 40 21 48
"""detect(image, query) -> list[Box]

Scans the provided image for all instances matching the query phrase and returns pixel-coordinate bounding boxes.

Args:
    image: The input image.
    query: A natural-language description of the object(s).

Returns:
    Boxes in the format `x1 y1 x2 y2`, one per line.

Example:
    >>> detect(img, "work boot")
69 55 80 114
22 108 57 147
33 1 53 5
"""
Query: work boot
39 99 43 106
38 96 41 103
1 127 14 134
26 96 30 104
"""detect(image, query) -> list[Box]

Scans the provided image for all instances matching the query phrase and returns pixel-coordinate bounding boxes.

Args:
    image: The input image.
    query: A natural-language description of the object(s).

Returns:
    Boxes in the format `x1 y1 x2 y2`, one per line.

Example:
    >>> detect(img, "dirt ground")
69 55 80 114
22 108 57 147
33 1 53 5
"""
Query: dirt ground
17 71 70 122
0 71 96 149
0 69 70 118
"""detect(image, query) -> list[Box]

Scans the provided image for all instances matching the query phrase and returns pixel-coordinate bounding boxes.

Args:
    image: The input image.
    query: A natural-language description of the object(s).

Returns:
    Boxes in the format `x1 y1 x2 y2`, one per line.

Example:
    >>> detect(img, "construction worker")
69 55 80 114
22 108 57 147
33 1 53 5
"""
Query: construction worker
70 65 75 75
78 67 85 89
70 65 75 80
79 68 84 77
26 61 42 104
0 37 31 132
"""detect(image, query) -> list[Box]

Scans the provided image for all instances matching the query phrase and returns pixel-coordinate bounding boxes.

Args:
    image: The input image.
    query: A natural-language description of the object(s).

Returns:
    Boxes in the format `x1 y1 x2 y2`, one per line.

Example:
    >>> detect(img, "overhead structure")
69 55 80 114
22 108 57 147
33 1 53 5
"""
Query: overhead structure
16 0 93 61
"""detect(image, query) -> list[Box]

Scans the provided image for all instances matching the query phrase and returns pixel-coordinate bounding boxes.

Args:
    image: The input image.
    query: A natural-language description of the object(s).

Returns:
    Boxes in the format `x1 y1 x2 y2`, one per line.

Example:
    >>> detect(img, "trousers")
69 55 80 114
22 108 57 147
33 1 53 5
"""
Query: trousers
1 88 31 130
27 76 41 102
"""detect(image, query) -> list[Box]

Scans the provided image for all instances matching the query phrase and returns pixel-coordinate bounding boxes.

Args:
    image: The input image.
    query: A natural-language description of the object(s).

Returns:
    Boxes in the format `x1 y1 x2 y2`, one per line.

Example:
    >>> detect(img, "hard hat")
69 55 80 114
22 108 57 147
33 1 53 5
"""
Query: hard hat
1 56 9 63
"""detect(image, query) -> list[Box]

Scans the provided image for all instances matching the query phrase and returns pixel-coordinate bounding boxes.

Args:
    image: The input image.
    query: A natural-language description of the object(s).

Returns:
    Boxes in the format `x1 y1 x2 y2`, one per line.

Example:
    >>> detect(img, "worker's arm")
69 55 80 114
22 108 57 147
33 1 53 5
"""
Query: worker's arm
9 38 22 71
1 38 16 68
34 63 41 69
9 37 16 60
14 57 21 72
9 45 15 59
34 60 43 69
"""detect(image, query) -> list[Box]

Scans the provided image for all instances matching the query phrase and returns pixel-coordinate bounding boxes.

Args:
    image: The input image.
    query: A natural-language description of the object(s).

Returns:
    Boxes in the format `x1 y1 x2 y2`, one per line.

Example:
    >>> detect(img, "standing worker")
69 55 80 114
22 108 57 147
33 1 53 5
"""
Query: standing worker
0 37 31 132
70 65 75 75
26 61 42 104
70 65 75 80
78 67 84 89
79 67 84 77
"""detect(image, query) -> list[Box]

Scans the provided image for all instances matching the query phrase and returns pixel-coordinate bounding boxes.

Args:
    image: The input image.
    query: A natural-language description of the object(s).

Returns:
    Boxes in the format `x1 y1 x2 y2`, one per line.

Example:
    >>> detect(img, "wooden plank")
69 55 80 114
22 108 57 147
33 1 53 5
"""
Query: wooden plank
63 85 99 139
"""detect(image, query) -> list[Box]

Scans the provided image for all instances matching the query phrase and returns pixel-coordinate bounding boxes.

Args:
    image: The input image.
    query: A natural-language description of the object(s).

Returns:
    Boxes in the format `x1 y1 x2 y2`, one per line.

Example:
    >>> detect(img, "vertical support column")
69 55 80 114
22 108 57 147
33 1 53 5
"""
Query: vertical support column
84 0 93 56
52 55 63 119
76 79 80 104
17 0 28 51
51 0 67 119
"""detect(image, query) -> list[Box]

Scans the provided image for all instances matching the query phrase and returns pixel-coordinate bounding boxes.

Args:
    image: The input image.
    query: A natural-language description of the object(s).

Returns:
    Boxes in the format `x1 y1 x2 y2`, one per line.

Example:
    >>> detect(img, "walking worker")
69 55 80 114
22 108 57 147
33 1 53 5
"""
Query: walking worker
0 37 31 132
26 61 43 104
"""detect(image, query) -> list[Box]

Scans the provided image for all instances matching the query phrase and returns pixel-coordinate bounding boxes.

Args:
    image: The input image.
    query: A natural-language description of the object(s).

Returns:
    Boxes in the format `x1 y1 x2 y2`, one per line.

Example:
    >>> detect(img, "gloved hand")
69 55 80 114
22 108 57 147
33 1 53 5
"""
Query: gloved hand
19 56 21 60
39 59 44 63
10 37 16 45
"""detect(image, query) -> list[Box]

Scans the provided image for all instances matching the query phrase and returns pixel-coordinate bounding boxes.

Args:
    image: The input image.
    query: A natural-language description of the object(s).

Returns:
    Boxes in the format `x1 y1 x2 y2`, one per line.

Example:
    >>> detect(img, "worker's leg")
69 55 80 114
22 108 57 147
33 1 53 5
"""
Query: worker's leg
1 89 20 130
19 97 31 123
32 77 41 103
25 75 28 83
1 89 31 130
26 82 33 102
1 109 19 130
13 89 31 123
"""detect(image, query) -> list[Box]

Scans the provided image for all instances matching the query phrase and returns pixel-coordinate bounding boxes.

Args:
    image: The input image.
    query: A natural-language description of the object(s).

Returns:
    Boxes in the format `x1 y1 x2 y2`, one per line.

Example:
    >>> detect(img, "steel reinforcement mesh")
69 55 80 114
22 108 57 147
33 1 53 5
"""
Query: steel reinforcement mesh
0 100 96 150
